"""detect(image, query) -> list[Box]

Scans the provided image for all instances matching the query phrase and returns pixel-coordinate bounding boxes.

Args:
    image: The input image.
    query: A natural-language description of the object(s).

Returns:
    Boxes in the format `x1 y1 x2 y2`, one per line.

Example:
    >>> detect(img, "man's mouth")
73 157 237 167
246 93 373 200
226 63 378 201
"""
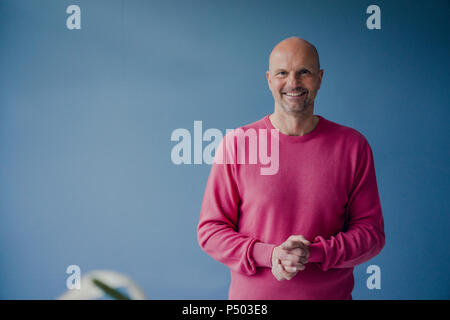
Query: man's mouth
283 91 307 97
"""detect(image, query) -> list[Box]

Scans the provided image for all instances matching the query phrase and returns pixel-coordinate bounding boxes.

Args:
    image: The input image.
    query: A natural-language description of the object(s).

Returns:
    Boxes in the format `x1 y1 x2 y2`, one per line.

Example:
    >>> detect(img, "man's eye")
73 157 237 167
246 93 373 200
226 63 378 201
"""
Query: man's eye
299 70 310 75
278 71 287 76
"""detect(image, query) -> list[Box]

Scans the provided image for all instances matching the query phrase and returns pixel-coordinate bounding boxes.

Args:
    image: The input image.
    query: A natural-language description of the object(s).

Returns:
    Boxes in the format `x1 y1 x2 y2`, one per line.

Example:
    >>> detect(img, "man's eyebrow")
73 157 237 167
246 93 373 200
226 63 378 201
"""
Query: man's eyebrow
272 67 312 73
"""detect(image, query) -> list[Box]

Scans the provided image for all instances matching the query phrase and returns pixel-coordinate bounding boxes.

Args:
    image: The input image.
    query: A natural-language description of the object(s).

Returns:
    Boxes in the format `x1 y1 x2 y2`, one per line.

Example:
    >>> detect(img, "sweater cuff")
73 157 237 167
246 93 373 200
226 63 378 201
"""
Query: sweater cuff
252 242 276 268
308 242 324 263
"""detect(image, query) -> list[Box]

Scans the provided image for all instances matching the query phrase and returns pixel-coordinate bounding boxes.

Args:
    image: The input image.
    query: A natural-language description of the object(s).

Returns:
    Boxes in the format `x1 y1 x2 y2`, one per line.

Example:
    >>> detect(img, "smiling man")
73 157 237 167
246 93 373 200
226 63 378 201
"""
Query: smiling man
197 37 385 299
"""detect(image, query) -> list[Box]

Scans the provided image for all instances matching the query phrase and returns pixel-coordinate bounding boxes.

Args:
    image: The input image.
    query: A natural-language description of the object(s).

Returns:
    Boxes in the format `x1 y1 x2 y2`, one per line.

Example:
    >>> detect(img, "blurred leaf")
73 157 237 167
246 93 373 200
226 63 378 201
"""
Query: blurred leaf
92 278 131 300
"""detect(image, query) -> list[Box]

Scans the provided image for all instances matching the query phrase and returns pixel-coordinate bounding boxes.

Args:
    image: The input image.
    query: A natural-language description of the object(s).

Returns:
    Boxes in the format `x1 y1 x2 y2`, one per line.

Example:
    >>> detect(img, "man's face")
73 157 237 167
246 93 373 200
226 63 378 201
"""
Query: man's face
266 46 324 114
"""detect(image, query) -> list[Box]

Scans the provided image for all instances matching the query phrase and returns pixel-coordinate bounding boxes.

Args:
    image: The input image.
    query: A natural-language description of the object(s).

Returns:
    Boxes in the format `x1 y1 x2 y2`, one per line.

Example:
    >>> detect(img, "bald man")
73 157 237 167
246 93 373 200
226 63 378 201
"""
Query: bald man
198 37 385 299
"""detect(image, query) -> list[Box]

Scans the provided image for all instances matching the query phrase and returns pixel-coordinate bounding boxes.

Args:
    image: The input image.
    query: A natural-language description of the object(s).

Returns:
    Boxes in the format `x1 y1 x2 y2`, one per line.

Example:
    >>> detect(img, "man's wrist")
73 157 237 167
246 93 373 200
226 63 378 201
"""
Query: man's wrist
307 242 324 263
252 242 276 268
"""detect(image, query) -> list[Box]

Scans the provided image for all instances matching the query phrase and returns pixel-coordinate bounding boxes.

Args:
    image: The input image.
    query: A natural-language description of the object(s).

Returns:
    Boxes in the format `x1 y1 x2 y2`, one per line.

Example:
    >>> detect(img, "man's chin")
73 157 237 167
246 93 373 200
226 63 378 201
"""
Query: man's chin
281 103 310 114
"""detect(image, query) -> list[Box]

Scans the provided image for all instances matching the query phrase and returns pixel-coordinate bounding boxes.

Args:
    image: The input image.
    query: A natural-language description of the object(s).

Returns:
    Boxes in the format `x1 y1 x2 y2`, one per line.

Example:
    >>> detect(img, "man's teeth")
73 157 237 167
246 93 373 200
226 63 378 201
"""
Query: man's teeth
285 92 304 96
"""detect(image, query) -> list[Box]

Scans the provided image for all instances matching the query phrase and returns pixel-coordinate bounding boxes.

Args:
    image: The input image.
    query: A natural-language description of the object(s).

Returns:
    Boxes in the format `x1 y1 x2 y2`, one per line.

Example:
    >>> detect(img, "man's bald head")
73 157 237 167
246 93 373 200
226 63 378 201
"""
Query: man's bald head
269 37 320 72
266 37 324 115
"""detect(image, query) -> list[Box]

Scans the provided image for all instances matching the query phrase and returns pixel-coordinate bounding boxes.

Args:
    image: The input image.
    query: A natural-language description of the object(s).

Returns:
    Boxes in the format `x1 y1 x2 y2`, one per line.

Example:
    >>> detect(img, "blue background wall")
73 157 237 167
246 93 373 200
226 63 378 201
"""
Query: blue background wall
0 0 449 299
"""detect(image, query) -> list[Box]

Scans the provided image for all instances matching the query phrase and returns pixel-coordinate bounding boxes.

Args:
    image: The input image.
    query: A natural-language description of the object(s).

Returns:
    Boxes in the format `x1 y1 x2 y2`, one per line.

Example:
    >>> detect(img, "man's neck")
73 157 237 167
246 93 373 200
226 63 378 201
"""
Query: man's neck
269 109 318 136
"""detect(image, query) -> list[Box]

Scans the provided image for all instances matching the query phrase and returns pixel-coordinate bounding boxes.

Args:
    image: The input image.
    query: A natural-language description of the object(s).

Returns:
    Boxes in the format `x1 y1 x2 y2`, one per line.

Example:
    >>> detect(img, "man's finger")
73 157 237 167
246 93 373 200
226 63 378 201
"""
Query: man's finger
277 260 290 280
280 245 308 258
281 257 307 267
281 240 305 250
281 239 311 252
284 266 298 273
278 260 296 280
281 259 306 270
282 264 305 272
288 247 310 259
285 235 311 246
274 260 286 281
278 252 306 263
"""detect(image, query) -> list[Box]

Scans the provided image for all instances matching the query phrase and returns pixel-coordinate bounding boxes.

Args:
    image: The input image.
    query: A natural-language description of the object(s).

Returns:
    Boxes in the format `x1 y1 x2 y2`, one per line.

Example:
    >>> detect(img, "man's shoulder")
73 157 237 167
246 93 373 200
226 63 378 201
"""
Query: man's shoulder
238 115 268 131
324 117 370 147
223 115 268 138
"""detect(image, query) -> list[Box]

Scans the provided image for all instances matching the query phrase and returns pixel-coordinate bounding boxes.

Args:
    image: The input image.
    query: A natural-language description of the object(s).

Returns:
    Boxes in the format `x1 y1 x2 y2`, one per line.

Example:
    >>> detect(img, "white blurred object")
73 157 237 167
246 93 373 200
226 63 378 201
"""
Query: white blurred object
58 270 146 300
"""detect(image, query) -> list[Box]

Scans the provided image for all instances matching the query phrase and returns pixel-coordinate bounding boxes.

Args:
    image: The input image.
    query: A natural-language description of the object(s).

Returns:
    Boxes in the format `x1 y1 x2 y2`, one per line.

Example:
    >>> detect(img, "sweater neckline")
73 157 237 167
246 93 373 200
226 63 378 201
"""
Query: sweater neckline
263 114 325 143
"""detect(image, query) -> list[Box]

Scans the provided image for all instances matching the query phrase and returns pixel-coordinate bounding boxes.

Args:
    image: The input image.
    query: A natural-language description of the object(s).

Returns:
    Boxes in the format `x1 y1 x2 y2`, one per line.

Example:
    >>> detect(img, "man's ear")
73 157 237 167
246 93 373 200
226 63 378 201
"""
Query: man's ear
317 69 324 89
266 70 271 89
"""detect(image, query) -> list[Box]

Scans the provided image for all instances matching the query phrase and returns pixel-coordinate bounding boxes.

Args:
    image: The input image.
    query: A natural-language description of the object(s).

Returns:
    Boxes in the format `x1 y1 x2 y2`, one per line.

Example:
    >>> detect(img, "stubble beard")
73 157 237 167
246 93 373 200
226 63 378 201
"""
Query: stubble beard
280 95 313 115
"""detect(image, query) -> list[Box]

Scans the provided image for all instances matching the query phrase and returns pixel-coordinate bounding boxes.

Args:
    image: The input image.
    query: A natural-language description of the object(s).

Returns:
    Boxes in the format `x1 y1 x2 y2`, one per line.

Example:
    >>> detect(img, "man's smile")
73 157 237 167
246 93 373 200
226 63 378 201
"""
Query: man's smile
283 91 307 99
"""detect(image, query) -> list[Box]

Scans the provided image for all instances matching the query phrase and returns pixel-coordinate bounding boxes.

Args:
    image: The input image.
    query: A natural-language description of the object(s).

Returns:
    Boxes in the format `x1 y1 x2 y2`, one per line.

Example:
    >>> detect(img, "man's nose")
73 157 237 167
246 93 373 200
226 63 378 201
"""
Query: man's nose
286 73 301 89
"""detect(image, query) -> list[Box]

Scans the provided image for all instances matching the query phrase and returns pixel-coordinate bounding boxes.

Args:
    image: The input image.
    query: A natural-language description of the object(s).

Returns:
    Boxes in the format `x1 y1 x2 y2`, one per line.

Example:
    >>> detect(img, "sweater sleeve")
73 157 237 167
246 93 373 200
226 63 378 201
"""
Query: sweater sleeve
197 134 275 276
308 137 386 271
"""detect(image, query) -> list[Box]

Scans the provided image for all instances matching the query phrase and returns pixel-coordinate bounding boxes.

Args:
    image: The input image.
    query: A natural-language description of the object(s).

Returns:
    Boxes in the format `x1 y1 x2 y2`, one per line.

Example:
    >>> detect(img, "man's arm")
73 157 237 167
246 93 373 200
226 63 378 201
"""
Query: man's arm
306 137 386 271
197 135 275 276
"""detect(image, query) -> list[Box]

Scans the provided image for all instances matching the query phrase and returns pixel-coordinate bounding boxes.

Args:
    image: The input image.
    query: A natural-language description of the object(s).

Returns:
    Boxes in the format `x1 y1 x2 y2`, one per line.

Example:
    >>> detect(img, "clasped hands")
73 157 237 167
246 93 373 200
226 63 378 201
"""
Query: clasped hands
271 235 311 281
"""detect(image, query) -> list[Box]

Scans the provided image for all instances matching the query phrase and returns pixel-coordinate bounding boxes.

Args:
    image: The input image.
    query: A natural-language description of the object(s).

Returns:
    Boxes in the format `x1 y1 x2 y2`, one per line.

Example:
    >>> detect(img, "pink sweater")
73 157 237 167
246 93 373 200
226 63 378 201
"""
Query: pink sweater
197 114 385 300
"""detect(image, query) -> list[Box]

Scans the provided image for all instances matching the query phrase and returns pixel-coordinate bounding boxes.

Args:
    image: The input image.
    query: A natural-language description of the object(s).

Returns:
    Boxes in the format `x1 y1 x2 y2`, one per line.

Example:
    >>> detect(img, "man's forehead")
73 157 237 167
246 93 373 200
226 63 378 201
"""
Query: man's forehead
269 49 317 70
